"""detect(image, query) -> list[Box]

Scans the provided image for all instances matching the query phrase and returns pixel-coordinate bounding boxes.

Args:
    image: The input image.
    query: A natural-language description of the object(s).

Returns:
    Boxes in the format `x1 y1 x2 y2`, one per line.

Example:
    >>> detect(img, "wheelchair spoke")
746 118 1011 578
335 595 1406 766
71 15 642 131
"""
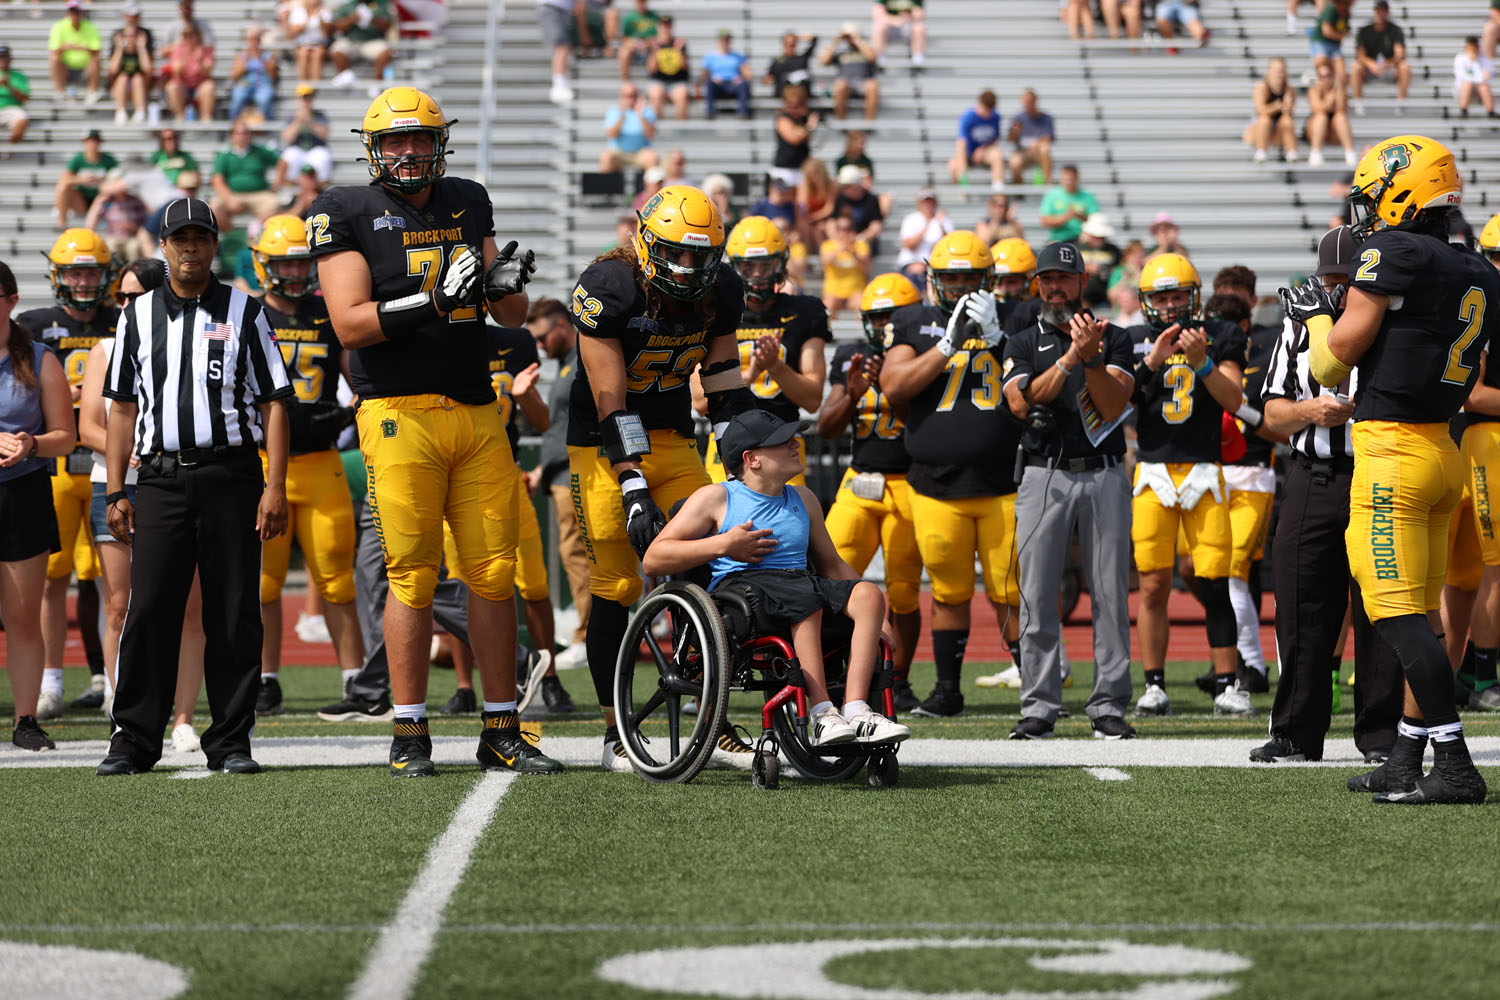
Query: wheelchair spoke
646 619 674 677
629 687 666 730
667 693 681 760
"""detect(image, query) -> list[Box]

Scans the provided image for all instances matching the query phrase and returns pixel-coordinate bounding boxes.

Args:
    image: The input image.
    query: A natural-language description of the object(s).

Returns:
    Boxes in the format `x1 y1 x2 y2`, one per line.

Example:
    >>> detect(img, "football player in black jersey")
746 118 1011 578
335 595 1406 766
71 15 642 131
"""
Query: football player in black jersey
1282 134 1500 803
818 272 924 712
250 215 363 718
20 228 118 719
567 183 759 771
1129 253 1251 718
881 231 1024 718
700 215 828 484
309 86 559 777
991 237 1037 333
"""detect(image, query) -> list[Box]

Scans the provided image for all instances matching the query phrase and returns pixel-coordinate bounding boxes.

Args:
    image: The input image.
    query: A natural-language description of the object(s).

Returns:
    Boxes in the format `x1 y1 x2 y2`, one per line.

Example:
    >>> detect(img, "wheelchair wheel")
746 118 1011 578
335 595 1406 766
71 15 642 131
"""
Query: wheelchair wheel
751 750 780 791
614 580 732 783
867 752 899 789
769 699 866 781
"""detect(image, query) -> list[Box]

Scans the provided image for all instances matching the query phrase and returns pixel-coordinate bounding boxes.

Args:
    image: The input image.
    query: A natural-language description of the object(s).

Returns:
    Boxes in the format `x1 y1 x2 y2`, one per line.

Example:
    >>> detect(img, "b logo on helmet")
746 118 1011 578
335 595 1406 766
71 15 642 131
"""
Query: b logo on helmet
640 192 665 220
1380 143 1411 175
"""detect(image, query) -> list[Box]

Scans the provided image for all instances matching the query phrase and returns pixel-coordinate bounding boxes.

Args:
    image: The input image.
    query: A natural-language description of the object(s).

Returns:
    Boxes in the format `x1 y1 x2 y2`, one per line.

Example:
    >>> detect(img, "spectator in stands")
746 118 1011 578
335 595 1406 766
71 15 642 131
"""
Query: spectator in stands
1156 0 1210 50
1305 60 1356 165
896 187 950 284
701 27 751 119
1351 1 1410 114
108 2 153 125
661 147 689 186
1108 238 1146 321
1007 88 1055 187
84 175 148 264
54 129 117 228
1485 2 1500 63
272 85 333 187
1061 0 1095 41
0 46 30 151
820 211 871 320
1146 211 1189 256
1037 164 1098 243
700 174 737 231
163 22 215 121
770 84 818 187
139 168 202 257
644 14 689 120
836 129 875 185
285 164 323 217
946 89 1004 190
1250 56 1298 163
821 22 880 121
165 0 216 49
1454 35 1496 117
765 30 818 99
280 0 332 83
797 157 835 248
228 25 278 124
1078 213 1121 304
327 0 394 89
49 0 103 103
631 164 665 215
578 0 612 58
1100 0 1144 40
748 176 808 285
1309 0 1351 89
148 128 198 188
974 192 1023 245
209 119 281 231
615 0 659 80
833 164 884 254
598 81 659 173
870 0 926 68
539 0 576 104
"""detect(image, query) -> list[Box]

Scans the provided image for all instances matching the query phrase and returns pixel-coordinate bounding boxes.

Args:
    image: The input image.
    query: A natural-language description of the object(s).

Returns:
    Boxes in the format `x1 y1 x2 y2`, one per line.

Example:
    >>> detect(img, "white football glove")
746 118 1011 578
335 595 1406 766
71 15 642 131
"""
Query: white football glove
1175 462 1224 511
965 289 1002 348
1131 461 1179 508
435 245 481 313
939 292 973 357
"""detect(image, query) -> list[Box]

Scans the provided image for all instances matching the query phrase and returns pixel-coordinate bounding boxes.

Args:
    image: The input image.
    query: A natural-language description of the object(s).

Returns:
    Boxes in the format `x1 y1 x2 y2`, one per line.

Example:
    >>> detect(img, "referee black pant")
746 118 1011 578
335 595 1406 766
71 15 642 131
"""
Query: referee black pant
1270 459 1403 758
109 454 264 770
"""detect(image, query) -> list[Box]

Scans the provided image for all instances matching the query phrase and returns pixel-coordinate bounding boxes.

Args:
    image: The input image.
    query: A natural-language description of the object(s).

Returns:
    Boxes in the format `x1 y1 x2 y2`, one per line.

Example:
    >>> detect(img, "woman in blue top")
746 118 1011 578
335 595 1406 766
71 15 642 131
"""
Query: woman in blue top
0 261 81 752
644 410 909 747
228 25 278 123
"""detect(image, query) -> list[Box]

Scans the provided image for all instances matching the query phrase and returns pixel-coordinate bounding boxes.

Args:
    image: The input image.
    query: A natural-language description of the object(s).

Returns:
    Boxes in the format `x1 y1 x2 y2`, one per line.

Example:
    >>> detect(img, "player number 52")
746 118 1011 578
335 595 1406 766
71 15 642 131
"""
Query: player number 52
571 286 602 329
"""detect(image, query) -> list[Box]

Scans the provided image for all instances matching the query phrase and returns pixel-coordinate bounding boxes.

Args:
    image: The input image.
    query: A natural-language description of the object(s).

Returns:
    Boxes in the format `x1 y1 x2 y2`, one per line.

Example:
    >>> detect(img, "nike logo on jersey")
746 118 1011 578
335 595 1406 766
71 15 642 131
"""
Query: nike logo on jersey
452 210 466 219
1039 343 1055 352
494 348 512 355
313 317 330 325
780 314 798 322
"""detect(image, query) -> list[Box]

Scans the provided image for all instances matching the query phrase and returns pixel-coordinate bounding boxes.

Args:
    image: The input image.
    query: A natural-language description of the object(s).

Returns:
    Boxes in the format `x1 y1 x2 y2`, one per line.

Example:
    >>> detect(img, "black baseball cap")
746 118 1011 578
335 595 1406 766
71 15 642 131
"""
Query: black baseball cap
0 45 11 58
1315 225 1355 277
719 410 807 475
160 197 219 238
1035 241 1085 275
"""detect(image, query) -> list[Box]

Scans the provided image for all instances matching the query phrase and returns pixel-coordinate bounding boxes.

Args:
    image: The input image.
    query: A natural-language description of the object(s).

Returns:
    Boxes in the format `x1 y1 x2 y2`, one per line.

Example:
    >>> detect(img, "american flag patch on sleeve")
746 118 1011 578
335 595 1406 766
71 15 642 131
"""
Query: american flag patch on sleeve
202 321 234 341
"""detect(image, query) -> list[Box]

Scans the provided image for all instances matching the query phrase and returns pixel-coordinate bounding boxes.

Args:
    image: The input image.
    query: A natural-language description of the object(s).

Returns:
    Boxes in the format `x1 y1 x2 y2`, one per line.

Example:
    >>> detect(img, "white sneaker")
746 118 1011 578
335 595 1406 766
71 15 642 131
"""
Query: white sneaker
975 664 1021 689
1352 99 1366 117
1285 12 1297 34
171 723 201 753
114 108 127 124
84 89 102 105
1213 684 1256 717
1132 683 1172 717
130 109 145 123
36 690 64 721
1285 148 1299 162
295 613 332 644
1343 148 1357 166
602 734 634 772
847 710 910 744
708 728 756 770
548 83 575 104
554 641 588 670
1307 149 1325 167
810 708 856 746
1253 148 1268 163
332 69 358 89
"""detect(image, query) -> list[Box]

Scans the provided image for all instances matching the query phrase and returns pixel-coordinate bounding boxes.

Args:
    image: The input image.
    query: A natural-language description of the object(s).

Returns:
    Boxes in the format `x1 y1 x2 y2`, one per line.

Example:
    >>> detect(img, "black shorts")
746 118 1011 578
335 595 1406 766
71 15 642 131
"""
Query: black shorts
713 569 859 634
0 467 62 562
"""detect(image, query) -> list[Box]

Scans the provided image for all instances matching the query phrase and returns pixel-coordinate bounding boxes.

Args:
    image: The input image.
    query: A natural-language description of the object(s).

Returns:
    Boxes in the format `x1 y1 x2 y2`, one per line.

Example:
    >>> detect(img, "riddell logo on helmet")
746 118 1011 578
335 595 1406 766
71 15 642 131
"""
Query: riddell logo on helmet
680 232 711 246
742 246 767 257
73 254 97 263
389 117 422 127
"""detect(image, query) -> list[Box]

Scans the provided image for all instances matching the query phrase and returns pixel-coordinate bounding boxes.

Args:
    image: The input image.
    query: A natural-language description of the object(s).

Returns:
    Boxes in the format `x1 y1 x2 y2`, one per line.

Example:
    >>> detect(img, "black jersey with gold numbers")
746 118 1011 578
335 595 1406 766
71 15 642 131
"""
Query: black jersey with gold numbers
1130 319 1248 464
567 257 743 446
1230 323 1280 467
830 341 908 474
735 291 829 422
262 296 343 453
305 177 497 405
888 303 1021 498
1350 230 1500 424
485 324 540 454
21 305 119 446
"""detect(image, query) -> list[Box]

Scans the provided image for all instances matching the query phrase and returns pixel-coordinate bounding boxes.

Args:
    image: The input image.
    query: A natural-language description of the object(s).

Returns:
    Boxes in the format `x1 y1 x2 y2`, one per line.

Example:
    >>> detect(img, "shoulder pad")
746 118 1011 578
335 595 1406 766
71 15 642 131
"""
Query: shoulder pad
574 259 642 334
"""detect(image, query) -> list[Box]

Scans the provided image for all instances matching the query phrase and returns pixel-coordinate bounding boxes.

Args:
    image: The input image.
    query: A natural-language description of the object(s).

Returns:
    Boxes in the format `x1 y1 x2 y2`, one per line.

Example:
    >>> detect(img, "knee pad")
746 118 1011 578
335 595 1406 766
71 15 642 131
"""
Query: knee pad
260 572 285 604
886 580 919 616
456 553 516 603
1196 576 1237 648
387 564 441 610
588 598 632 706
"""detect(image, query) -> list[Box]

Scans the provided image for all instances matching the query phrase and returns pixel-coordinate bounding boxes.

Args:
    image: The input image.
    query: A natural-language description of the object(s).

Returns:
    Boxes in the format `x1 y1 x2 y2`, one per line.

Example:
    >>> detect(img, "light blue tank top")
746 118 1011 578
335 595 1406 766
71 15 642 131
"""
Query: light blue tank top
708 481 810 590
0 340 50 483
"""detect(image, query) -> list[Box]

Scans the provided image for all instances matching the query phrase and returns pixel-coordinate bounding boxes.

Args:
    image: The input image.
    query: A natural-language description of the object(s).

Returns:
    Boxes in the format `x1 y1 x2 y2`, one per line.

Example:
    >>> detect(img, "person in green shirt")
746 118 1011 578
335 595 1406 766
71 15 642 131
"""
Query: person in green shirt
208 119 282 232
616 0 660 80
54 130 118 227
48 0 103 103
328 0 394 87
0 45 31 148
1037 164 1099 243
147 129 200 187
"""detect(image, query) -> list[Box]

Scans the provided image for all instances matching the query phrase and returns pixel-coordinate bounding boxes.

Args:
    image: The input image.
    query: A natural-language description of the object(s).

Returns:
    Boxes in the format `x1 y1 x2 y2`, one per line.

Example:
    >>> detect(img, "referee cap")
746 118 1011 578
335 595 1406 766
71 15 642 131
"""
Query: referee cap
1315 225 1355 277
720 410 810 475
160 197 219 239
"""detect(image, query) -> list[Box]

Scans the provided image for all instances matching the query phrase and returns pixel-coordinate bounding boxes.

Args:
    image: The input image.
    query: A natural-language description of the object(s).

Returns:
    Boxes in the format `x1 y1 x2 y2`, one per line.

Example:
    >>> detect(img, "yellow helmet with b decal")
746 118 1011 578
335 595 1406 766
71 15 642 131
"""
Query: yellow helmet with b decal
858 272 920 351
633 184 726 301
990 237 1037 301
250 214 317 301
1347 134 1462 243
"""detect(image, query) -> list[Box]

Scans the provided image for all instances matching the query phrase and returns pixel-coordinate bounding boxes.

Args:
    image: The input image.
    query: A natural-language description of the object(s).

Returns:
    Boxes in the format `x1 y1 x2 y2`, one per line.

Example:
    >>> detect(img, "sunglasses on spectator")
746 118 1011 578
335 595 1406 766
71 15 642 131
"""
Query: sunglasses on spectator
116 289 142 306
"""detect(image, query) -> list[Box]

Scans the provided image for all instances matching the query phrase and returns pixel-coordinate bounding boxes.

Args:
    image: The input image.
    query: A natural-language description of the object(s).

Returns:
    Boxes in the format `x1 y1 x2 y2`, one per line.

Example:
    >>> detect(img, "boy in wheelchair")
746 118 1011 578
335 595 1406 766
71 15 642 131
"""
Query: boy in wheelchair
643 411 910 747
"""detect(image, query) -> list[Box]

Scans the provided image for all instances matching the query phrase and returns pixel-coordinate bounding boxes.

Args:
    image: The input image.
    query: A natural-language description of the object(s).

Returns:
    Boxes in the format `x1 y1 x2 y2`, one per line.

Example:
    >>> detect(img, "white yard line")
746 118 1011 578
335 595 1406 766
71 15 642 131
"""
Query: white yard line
1084 767 1131 781
345 771 517 1000
169 768 217 780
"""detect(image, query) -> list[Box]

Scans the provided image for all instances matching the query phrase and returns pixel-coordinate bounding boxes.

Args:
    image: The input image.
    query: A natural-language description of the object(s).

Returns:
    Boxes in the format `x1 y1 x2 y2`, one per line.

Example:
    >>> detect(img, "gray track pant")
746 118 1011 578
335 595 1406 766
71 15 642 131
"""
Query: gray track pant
1015 461 1134 723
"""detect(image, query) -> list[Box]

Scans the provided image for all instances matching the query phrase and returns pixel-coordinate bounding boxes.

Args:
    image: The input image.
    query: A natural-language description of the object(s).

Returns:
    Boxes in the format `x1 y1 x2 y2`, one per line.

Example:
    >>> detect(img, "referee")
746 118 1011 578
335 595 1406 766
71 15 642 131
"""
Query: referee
1254 226 1401 764
96 197 293 776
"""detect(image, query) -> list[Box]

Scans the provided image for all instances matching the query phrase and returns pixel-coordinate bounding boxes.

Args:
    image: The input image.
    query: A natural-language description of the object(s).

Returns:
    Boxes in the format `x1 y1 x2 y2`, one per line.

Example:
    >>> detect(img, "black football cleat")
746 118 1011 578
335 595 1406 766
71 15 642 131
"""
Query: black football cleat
910 685 964 718
891 677 921 713
1347 736 1423 794
1373 764 1487 805
389 718 436 778
477 711 563 774
440 687 477 716
255 676 284 716
1250 733 1311 763
211 753 262 774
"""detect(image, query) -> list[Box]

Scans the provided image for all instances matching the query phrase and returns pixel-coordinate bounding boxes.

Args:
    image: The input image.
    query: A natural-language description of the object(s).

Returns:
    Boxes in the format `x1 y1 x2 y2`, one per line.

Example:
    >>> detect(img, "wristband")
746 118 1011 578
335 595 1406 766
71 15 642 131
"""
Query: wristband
376 292 440 341
1054 359 1074 377
601 410 651 466
617 471 648 494
105 490 129 506
1234 402 1263 430
1193 358 1214 379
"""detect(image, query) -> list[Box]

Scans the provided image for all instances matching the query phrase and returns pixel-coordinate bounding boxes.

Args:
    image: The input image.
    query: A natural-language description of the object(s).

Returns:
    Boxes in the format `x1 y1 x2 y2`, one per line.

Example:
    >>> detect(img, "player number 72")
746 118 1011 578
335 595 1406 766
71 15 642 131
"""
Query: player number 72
406 247 477 322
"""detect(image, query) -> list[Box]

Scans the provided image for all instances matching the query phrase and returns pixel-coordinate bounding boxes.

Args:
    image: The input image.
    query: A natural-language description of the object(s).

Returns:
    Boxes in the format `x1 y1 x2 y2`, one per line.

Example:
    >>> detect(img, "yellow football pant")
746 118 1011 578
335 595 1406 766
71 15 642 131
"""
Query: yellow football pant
1228 488 1274 581
1132 463 1231 578
1447 480 1484 590
824 468 922 615
908 489 1019 607
260 449 357 604
1461 421 1500 566
47 469 99 581
444 471 550 602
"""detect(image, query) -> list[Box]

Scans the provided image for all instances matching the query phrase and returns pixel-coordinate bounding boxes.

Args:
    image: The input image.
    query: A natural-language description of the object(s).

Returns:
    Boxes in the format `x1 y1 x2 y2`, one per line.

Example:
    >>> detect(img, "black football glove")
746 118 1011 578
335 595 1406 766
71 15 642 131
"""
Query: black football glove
435 245 482 313
485 240 536 302
1277 280 1337 327
306 404 355 433
621 480 667 559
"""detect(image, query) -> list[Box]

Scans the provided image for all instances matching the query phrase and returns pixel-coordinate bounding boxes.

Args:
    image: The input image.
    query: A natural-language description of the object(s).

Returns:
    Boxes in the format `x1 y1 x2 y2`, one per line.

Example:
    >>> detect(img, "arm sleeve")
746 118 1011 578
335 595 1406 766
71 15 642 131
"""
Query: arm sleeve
244 299 294 403
102 304 140 403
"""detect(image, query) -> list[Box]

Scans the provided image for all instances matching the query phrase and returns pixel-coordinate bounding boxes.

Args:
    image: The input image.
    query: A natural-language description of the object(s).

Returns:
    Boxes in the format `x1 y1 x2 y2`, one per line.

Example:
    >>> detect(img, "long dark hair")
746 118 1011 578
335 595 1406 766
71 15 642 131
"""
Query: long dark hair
593 242 719 328
0 260 37 392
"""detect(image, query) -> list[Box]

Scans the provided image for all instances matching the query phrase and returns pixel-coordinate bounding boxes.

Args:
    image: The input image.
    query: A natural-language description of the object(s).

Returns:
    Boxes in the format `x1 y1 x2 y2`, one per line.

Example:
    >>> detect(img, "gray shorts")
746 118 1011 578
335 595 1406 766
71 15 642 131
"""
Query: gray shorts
539 3 572 49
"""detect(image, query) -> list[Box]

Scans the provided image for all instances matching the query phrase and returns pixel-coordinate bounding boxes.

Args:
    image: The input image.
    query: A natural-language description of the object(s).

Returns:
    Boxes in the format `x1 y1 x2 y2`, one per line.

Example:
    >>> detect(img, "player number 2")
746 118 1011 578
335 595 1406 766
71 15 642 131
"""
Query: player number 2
1161 366 1194 424
1443 287 1488 385
407 247 477 322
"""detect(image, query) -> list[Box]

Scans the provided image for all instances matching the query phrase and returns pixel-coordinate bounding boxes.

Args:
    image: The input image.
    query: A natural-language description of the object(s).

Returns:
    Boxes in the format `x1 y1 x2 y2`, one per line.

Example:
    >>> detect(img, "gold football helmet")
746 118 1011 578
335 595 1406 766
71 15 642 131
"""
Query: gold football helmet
859 271 920 351
46 228 115 311
250 214 317 301
1139 252 1201 332
1347 134 1462 242
990 237 1037 301
633 184 726 301
1478 213 1500 262
725 216 788 303
927 230 993 313
358 86 454 193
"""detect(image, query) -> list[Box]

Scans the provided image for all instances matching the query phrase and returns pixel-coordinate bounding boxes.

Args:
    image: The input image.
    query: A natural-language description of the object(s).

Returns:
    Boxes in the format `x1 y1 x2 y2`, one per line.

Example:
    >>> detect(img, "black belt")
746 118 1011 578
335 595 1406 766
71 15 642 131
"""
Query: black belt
1292 452 1354 476
148 442 258 470
1024 453 1122 473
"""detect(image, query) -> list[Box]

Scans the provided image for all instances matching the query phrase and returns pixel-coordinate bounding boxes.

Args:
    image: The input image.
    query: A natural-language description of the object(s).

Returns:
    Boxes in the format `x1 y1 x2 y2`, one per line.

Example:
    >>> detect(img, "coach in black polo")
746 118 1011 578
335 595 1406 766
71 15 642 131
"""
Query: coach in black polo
97 197 293 776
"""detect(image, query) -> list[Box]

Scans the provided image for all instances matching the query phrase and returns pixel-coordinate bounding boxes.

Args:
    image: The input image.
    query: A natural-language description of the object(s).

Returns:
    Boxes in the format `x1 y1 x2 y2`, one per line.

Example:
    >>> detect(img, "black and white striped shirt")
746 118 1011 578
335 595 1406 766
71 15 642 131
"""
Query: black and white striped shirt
103 276 292 453
1261 315 1357 460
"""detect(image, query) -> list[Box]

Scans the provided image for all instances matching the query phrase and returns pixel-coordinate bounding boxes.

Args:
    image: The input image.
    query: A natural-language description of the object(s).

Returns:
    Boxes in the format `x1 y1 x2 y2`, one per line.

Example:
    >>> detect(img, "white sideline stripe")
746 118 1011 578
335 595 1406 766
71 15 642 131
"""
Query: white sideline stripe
1084 767 1131 781
345 771 516 1000
169 768 217 780
5 736 1500 771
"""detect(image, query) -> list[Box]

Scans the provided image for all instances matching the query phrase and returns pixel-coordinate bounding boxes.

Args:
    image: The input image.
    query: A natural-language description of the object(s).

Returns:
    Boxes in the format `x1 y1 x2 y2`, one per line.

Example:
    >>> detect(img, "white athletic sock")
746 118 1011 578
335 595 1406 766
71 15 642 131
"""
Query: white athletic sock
341 668 358 683
1228 577 1265 674
42 668 64 698
483 700 517 714
393 702 426 720
261 672 279 681
842 699 871 720
811 700 834 718
552 73 567 89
